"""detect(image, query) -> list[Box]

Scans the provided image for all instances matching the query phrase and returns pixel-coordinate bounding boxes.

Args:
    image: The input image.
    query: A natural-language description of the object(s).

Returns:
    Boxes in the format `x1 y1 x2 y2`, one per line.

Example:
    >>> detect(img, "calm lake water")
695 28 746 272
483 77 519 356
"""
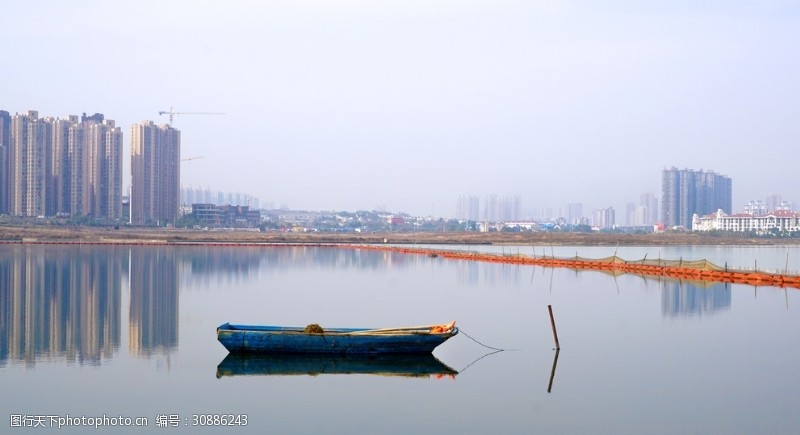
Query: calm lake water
1 244 799 434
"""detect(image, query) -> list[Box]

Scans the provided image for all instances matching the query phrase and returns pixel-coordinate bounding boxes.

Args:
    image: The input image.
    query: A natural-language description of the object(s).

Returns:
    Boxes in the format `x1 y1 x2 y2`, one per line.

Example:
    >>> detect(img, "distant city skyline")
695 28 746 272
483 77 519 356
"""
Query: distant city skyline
3 2 798 218
180 186 260 210
0 107 794 224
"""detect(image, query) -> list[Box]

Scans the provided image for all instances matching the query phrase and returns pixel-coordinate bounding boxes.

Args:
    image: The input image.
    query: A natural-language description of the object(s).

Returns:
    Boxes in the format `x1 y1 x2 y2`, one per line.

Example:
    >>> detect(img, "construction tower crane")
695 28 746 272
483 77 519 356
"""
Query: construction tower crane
181 156 205 162
158 107 225 126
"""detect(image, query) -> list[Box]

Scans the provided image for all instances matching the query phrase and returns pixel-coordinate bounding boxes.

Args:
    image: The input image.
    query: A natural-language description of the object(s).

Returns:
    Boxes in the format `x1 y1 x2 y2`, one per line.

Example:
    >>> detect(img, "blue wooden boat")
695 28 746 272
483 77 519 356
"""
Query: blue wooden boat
215 352 458 378
216 322 457 355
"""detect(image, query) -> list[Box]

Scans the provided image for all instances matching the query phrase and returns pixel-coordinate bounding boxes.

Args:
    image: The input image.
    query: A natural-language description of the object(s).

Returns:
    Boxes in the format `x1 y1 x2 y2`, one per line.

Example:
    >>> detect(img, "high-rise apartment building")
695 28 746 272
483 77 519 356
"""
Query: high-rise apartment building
640 191 659 226
592 207 615 229
456 195 480 221
625 192 660 226
10 111 48 217
130 121 180 225
625 202 637 226
1 110 122 220
482 194 520 222
0 110 10 215
566 202 583 225
661 167 732 228
63 113 122 219
85 115 123 219
49 115 75 216
765 195 782 213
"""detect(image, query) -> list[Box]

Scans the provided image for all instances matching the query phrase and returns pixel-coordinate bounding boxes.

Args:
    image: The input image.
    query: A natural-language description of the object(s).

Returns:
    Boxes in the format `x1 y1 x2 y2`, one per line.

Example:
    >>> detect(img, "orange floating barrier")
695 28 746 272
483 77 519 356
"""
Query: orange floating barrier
340 244 800 290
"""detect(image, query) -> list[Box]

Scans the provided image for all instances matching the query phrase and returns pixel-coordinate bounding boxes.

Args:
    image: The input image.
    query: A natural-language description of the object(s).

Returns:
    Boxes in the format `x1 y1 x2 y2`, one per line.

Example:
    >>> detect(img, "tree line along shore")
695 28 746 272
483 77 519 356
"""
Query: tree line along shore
1 225 798 246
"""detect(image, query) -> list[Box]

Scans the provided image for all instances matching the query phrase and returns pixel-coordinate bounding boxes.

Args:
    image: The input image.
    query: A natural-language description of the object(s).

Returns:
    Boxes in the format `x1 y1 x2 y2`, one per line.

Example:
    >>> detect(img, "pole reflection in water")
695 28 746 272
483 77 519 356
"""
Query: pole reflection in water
547 349 560 393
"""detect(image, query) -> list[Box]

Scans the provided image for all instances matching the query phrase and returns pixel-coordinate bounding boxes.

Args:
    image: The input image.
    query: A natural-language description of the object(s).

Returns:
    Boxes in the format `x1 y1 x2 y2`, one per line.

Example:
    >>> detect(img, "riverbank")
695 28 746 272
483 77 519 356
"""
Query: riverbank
1 225 798 246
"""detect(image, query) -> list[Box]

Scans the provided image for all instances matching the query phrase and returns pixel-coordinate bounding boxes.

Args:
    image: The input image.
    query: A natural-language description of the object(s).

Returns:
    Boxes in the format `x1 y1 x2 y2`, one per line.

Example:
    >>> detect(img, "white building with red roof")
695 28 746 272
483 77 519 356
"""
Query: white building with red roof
693 209 800 234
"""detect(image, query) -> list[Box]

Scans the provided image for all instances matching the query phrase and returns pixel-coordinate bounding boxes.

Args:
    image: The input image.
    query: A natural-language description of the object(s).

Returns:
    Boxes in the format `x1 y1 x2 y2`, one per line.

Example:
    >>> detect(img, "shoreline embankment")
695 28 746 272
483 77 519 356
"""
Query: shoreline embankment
3 225 800 246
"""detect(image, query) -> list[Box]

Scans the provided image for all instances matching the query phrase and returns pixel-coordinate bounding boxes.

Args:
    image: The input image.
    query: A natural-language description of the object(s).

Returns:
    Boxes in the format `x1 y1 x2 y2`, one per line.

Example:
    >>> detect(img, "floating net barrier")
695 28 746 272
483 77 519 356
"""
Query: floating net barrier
349 245 800 290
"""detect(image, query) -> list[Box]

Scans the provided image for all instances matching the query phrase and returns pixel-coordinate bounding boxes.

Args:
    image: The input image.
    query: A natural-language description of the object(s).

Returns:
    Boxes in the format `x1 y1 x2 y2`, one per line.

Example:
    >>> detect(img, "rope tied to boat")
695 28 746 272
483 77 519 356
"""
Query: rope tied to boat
457 328 507 352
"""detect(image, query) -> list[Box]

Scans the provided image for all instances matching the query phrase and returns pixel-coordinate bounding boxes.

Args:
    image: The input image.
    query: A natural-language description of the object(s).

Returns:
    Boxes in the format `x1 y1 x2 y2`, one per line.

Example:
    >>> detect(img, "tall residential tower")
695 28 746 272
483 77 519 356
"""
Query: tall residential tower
456 195 480 221
0 111 10 214
65 113 123 219
661 167 732 228
130 121 180 225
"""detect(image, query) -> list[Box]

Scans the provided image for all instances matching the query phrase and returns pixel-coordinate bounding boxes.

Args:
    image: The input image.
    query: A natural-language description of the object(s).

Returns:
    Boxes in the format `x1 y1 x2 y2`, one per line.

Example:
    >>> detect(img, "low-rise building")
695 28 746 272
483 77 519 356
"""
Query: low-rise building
692 209 800 234
191 204 259 228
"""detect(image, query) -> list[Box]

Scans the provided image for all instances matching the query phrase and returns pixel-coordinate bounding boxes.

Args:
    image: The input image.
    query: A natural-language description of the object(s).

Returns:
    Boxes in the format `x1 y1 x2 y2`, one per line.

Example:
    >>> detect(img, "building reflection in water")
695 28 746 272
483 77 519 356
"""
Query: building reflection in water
128 247 179 357
0 244 575 367
455 261 527 287
2 244 419 366
550 267 733 319
178 246 413 288
0 245 124 366
660 280 731 318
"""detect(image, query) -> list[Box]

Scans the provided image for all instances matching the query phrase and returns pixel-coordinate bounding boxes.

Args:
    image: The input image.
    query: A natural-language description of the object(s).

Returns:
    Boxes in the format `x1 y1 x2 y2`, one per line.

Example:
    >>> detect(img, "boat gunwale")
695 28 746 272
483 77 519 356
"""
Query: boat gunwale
218 323 458 337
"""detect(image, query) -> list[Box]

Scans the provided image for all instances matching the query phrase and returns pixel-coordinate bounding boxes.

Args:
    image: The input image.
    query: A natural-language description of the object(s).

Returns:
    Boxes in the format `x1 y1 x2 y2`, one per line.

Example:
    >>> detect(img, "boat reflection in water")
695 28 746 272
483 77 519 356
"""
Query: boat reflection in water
216 352 458 379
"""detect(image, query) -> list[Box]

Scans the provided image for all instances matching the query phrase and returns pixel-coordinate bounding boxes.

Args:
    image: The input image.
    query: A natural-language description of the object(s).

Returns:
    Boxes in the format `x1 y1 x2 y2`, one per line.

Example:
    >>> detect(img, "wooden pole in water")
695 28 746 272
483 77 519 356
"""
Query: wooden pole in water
548 305 560 350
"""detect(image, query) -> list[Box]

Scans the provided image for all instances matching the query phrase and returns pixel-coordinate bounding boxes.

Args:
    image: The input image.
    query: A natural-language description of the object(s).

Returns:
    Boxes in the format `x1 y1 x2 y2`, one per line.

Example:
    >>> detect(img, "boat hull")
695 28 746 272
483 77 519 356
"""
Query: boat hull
217 323 458 355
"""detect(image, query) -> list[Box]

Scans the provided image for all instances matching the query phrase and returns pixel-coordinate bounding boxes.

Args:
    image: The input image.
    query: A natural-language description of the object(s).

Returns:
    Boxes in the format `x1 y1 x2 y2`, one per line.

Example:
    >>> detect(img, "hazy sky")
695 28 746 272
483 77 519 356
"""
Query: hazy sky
4 1 798 217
